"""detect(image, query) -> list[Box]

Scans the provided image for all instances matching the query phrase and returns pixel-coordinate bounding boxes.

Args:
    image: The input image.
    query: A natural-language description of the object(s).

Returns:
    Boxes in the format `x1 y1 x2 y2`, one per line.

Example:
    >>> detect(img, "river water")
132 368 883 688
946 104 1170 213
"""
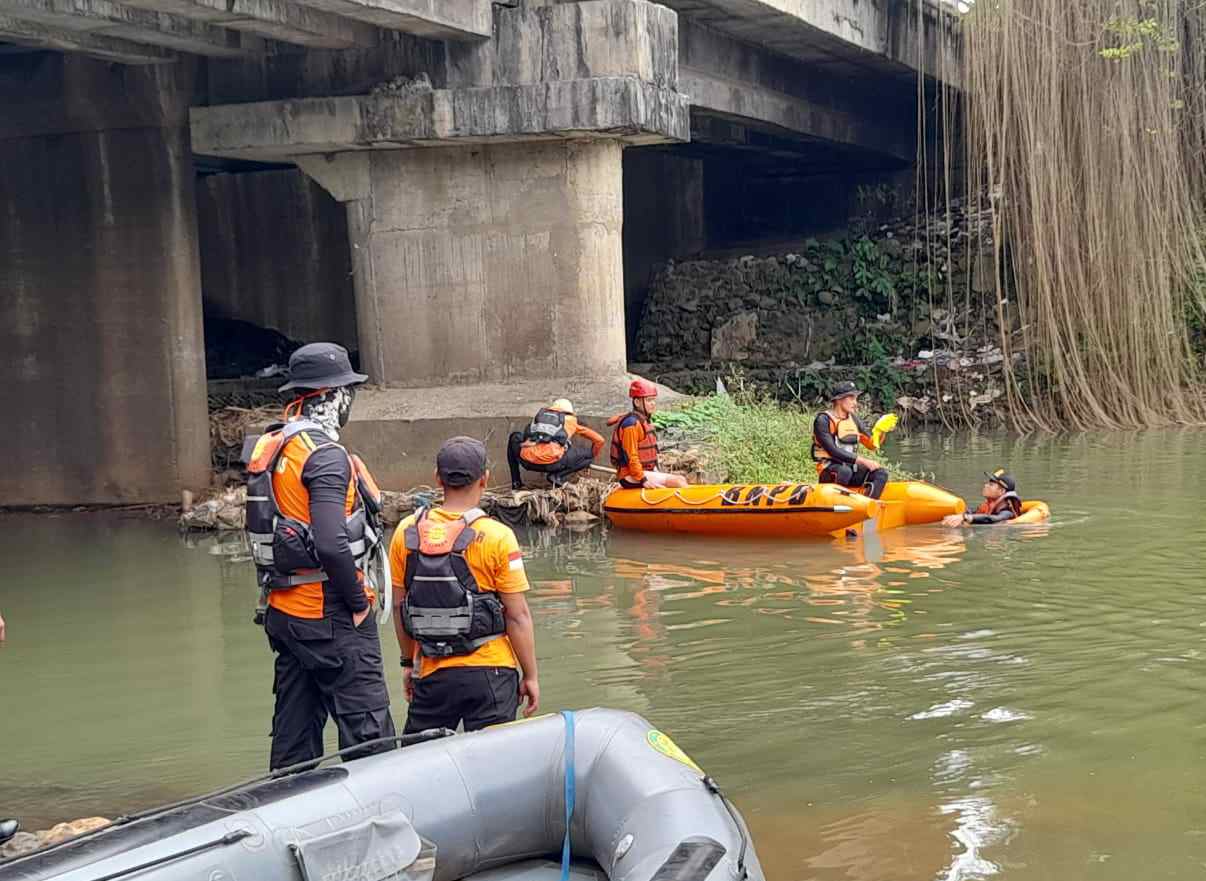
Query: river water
1 430 1204 880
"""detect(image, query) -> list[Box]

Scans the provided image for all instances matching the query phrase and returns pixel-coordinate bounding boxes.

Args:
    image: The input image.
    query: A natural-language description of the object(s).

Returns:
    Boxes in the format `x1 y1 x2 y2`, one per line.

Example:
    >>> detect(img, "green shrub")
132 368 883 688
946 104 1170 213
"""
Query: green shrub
654 394 914 484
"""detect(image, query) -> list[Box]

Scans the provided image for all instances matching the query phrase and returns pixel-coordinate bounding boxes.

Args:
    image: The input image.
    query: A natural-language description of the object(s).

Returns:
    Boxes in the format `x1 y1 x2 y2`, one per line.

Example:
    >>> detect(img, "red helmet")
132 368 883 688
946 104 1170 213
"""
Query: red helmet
628 378 659 400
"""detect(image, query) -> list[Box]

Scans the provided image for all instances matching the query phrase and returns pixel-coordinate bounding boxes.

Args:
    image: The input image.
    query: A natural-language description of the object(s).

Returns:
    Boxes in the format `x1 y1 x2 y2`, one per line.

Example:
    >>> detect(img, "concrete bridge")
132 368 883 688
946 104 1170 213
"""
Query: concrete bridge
0 0 960 504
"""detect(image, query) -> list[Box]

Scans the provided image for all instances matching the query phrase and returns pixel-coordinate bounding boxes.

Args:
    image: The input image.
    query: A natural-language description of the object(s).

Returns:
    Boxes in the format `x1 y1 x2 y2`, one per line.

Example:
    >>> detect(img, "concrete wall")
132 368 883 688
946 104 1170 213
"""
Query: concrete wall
622 148 705 343
197 169 357 350
345 139 628 387
0 55 210 505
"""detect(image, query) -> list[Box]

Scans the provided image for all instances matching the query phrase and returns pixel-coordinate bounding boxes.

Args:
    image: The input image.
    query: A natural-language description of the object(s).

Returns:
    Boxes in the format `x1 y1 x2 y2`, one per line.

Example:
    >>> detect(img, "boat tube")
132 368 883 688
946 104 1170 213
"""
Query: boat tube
603 483 877 538
1013 500 1050 524
0 709 764 881
875 481 965 526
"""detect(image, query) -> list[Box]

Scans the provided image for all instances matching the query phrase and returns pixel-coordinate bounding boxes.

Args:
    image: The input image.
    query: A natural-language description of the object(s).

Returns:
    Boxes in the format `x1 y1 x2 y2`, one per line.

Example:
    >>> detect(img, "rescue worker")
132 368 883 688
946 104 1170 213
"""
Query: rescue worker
942 469 1023 526
608 379 688 489
390 437 540 732
506 399 605 490
0 818 17 846
246 342 396 770
812 381 888 499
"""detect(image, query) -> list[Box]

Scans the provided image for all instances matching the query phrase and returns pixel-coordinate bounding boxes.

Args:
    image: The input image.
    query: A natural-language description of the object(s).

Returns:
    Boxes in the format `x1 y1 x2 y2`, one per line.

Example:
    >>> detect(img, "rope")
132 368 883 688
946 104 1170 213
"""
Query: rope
559 710 576 881
637 485 815 508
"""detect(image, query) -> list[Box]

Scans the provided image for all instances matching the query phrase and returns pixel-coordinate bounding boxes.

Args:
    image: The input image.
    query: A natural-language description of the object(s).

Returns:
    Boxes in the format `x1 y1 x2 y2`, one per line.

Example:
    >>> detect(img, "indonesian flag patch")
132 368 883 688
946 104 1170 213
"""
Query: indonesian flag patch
508 550 525 572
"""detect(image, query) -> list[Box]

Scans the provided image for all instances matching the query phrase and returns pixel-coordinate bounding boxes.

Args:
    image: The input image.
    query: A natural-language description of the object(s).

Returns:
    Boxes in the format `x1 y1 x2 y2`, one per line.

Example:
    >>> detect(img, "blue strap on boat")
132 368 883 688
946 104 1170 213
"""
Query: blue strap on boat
559 710 576 881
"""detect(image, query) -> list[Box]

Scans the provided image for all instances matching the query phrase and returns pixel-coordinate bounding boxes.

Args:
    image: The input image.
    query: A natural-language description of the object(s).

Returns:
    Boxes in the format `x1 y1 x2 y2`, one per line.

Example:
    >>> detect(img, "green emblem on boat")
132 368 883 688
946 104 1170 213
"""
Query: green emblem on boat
646 730 702 772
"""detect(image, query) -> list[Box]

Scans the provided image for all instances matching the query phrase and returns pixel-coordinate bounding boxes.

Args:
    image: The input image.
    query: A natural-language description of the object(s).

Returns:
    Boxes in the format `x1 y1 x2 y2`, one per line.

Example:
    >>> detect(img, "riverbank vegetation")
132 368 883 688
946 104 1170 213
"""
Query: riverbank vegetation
653 390 916 485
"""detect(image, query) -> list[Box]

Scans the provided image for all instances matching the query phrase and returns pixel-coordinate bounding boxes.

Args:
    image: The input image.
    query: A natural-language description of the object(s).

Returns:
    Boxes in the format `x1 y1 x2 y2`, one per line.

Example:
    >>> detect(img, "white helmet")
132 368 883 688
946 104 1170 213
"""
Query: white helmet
550 398 575 414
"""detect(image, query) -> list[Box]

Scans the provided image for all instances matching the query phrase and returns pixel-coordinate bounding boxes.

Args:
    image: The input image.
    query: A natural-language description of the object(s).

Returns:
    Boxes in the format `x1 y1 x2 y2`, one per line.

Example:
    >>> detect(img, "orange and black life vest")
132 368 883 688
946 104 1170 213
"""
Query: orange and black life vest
609 412 659 471
400 507 506 658
975 492 1022 517
245 420 385 621
812 412 862 464
524 408 570 448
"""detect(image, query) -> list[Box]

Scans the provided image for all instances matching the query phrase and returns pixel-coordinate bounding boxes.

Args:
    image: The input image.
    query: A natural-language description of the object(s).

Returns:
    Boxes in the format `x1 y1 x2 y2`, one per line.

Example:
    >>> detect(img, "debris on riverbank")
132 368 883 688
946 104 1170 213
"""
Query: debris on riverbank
0 818 110 861
178 477 627 532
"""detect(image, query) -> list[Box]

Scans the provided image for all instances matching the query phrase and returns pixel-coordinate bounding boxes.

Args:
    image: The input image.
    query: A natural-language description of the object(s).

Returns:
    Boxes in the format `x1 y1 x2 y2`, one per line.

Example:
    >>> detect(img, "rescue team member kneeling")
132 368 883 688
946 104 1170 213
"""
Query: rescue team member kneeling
245 342 396 771
608 379 688 489
390 437 540 732
506 398 605 490
812 381 888 500
942 469 1023 527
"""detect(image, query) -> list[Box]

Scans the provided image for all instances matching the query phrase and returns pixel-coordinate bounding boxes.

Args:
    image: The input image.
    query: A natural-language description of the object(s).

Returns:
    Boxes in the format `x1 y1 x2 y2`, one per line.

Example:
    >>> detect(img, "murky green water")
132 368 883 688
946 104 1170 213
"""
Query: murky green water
2 430 1204 880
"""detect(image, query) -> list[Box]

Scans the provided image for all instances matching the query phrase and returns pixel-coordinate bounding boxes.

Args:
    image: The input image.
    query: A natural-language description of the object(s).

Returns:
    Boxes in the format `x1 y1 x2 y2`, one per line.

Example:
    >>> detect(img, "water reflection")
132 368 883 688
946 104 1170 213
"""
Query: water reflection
2 429 1205 881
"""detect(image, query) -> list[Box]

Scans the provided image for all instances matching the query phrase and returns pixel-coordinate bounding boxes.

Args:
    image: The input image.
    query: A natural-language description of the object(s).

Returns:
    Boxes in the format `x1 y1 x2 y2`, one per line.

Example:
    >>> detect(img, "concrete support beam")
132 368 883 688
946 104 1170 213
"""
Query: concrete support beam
287 0 489 40
117 0 378 48
0 55 210 505
191 77 689 160
319 141 627 387
0 0 256 57
0 13 175 61
678 19 914 162
658 0 961 84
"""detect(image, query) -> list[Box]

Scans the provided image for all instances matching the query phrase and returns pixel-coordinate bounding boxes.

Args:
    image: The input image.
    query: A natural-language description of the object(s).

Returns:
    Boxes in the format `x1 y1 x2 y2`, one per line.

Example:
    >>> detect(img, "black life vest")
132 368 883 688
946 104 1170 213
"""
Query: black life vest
401 508 507 658
524 407 570 447
608 412 659 471
812 412 861 464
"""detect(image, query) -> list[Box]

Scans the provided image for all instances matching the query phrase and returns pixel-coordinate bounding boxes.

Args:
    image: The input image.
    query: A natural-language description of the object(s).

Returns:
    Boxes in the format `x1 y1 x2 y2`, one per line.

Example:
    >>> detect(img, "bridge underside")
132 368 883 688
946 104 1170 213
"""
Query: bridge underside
0 0 960 504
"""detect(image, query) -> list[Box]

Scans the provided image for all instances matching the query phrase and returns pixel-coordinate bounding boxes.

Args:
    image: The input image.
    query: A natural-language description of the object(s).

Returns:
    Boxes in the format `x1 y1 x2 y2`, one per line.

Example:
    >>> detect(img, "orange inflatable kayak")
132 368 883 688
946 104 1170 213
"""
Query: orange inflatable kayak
875 481 966 527
603 482 878 538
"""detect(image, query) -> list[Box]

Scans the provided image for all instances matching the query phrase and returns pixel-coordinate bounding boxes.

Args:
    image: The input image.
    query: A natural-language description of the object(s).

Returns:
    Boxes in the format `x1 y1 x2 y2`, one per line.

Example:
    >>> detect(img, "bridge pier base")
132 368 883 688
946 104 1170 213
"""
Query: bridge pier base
301 139 629 387
0 57 210 506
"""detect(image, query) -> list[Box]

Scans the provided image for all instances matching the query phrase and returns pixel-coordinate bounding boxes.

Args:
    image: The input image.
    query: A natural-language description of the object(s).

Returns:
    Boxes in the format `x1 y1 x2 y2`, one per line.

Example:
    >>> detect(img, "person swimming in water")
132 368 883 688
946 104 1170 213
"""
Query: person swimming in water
942 469 1023 527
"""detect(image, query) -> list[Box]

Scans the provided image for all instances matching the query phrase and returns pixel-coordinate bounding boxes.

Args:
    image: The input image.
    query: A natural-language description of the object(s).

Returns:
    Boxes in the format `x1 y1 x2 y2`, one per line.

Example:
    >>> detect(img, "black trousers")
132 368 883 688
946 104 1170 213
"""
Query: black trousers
403 666 520 734
506 432 595 488
819 461 889 500
264 606 396 770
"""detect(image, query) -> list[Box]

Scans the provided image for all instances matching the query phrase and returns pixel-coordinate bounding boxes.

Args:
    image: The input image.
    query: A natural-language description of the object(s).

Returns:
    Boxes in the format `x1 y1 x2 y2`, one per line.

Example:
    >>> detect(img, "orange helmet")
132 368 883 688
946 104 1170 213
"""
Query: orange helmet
628 378 659 400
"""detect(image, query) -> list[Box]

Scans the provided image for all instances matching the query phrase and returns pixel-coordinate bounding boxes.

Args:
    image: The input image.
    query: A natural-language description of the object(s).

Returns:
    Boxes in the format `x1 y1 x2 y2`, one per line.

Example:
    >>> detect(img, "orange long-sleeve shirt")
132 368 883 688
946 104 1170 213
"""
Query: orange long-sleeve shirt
614 415 653 484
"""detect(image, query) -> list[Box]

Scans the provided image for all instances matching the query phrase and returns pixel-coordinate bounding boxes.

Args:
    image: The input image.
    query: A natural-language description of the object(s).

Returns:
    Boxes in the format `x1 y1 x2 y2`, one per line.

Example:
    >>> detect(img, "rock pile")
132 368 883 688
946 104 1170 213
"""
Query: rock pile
631 199 1014 422
635 199 1000 366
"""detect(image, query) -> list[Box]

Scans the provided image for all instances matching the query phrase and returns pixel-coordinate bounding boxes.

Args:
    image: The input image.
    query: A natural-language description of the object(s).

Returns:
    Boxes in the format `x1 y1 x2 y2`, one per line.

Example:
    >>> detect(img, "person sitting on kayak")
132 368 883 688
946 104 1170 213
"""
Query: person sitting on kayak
609 379 688 489
942 469 1023 526
811 381 888 499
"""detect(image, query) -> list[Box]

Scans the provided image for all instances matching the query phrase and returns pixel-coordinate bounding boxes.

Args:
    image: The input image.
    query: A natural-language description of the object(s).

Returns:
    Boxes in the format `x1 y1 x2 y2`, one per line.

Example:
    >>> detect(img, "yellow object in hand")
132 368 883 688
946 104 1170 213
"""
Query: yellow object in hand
871 413 899 449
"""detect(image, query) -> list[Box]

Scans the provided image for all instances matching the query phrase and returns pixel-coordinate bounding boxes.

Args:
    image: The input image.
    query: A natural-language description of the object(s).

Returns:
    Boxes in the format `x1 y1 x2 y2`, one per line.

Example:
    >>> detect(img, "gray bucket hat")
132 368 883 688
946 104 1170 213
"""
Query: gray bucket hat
279 342 368 392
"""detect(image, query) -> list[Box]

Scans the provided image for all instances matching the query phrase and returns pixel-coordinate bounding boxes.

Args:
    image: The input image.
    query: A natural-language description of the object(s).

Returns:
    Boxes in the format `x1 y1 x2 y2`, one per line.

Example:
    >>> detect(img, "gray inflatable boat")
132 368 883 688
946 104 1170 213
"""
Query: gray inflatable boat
0 709 765 881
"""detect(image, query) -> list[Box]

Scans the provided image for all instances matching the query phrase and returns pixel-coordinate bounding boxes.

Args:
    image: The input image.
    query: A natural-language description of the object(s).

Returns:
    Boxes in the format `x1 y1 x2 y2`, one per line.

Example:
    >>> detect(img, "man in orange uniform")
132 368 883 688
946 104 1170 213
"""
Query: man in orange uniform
390 437 540 732
250 343 395 770
608 379 688 489
506 398 605 490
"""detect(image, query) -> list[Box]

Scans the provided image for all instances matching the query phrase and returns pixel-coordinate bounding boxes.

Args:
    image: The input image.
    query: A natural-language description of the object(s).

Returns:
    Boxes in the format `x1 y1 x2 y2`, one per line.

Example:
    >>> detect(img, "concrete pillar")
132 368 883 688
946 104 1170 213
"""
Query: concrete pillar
311 139 628 387
0 55 209 505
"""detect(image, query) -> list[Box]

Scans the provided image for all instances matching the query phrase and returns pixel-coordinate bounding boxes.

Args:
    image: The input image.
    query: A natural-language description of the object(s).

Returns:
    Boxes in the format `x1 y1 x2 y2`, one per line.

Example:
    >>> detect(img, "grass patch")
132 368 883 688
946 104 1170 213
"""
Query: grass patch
654 394 914 484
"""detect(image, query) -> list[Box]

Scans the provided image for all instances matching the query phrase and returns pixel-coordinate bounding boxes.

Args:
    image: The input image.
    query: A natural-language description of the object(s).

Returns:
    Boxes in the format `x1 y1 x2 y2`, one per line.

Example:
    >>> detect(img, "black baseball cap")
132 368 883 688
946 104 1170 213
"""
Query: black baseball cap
829 380 861 401
437 436 488 487
279 342 368 392
984 469 1016 492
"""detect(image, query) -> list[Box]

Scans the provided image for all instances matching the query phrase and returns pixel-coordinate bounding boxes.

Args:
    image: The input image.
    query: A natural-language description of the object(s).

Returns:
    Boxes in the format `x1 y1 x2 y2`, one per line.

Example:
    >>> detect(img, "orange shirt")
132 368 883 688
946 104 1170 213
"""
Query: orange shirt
268 429 376 619
389 507 529 678
520 415 605 465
